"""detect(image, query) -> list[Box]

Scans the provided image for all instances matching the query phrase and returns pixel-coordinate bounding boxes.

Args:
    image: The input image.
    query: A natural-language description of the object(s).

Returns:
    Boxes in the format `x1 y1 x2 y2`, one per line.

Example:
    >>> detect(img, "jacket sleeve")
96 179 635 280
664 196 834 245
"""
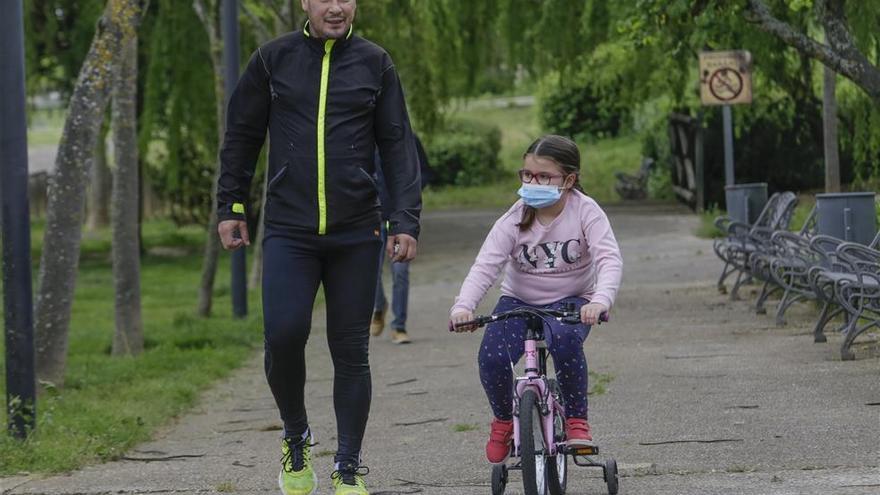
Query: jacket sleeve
374 55 422 239
414 134 433 189
217 49 271 223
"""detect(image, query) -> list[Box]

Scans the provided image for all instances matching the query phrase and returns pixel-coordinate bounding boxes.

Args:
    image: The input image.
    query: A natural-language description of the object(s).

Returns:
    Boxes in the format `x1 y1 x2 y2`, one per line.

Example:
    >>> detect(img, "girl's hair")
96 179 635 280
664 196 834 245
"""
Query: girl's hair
518 135 585 231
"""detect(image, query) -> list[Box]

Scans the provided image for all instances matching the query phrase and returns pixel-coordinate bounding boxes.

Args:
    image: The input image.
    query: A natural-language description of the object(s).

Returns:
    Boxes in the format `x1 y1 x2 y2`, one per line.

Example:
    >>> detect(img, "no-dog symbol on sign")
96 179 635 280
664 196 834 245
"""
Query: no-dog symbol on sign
699 50 752 106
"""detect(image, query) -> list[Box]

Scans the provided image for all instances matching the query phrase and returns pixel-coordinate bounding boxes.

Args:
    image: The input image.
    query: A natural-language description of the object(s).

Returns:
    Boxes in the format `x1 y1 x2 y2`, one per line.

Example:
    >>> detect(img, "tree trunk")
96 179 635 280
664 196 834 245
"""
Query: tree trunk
281 0 297 31
194 0 226 318
35 0 143 386
111 34 143 356
823 62 841 193
86 126 111 231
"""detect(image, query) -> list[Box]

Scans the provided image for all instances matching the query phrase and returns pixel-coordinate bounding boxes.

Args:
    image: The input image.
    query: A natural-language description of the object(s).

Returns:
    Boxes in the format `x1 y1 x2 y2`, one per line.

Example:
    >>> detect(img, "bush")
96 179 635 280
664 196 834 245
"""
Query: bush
700 96 855 206
639 95 857 208
641 118 674 200
426 119 502 187
537 70 630 141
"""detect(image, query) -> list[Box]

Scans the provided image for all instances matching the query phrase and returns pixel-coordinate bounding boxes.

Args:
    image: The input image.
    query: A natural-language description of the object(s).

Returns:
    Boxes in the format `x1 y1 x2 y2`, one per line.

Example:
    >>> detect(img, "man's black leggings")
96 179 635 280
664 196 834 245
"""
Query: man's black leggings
262 224 382 465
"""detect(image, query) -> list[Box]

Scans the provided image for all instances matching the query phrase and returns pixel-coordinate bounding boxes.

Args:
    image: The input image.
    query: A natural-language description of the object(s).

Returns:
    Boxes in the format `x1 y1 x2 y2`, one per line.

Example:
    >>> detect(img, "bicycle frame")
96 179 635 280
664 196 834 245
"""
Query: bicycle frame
511 316 565 457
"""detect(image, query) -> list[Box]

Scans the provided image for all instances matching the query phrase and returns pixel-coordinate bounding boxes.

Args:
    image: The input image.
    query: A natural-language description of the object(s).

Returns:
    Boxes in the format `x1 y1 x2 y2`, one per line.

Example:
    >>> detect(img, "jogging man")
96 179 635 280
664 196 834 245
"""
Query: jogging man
216 1 421 494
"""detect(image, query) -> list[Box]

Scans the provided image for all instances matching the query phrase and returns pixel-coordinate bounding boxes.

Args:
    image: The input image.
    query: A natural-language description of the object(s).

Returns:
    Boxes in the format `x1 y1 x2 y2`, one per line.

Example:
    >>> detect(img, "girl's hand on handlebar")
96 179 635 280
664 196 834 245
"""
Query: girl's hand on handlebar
450 310 476 332
580 302 608 326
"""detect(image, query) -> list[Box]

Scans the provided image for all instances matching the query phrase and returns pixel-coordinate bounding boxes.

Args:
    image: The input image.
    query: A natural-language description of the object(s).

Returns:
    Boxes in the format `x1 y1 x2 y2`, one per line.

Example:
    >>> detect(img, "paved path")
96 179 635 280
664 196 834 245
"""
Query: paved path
3 204 879 495
27 146 55 175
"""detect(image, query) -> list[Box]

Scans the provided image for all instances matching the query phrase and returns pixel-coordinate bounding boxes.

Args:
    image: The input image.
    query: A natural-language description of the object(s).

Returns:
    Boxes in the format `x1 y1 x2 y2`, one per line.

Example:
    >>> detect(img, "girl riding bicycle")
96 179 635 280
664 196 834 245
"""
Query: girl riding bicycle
450 134 623 464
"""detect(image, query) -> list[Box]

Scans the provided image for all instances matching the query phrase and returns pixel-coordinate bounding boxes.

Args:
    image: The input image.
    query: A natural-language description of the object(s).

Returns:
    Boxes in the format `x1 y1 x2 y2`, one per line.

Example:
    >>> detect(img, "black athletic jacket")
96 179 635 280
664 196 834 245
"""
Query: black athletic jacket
217 25 421 239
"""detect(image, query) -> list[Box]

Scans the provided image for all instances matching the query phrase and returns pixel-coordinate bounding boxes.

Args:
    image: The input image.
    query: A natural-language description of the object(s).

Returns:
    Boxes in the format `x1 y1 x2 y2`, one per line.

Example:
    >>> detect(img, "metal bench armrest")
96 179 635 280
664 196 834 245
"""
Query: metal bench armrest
838 242 880 266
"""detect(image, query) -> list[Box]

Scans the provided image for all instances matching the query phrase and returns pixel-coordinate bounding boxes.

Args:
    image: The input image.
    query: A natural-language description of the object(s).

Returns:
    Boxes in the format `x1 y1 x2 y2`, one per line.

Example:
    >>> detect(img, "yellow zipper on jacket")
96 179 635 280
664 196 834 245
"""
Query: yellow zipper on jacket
317 38 335 235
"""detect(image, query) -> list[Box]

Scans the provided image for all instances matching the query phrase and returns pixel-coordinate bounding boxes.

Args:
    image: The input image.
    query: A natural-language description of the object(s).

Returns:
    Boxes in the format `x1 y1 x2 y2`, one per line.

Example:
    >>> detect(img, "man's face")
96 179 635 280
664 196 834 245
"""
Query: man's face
301 0 356 39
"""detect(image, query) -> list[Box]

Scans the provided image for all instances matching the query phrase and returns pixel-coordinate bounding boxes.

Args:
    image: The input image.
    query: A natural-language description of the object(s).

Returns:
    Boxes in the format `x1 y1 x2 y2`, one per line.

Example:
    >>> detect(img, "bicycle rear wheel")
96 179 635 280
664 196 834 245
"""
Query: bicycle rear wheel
520 389 549 495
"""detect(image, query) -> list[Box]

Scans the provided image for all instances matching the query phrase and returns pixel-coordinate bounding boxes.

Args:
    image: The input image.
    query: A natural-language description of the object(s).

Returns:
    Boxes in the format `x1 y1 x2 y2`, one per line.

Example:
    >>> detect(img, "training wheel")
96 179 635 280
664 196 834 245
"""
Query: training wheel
603 458 619 495
491 464 508 495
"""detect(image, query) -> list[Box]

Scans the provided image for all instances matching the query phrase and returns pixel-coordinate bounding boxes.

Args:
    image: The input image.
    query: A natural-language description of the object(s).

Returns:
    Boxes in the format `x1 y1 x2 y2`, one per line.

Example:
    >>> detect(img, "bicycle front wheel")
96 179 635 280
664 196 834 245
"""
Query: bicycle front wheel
546 380 568 495
520 389 549 495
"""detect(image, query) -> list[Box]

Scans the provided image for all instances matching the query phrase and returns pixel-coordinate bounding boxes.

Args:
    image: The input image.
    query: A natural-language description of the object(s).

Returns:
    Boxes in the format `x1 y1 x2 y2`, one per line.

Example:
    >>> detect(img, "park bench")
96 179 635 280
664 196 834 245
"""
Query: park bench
614 157 654 200
727 203 880 360
808 233 880 347
826 241 880 360
748 208 818 318
713 191 799 299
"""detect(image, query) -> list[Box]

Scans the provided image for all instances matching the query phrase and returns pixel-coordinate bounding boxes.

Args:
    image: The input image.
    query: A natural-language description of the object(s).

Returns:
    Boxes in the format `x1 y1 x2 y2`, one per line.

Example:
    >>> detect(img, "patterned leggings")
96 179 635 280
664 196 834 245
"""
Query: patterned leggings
478 296 591 421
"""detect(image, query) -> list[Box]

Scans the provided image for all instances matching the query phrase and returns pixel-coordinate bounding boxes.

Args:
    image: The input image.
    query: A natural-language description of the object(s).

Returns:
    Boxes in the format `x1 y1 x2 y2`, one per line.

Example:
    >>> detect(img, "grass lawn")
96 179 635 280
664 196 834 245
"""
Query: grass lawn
0 220 266 475
27 109 65 148
423 100 644 211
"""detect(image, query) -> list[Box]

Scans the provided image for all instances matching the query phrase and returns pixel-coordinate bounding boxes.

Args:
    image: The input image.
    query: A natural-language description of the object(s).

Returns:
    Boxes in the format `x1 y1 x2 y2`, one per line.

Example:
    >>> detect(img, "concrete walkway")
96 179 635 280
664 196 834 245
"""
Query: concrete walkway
3 204 879 495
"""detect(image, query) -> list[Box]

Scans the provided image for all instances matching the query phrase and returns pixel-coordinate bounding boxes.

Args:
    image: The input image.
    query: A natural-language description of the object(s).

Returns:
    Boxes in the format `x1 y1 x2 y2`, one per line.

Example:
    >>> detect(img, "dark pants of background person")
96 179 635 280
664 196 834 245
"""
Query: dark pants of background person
262 224 382 465
373 223 410 330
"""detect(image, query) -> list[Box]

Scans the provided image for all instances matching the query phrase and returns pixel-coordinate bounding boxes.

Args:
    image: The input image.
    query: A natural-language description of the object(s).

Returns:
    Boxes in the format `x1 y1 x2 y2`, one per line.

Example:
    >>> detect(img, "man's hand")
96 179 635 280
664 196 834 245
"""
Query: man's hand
387 233 417 262
218 220 250 251
580 302 608 326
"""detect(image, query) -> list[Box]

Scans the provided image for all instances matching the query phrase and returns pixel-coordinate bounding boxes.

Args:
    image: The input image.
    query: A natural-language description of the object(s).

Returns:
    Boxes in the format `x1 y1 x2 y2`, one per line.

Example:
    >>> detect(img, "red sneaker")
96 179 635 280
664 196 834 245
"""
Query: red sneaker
485 418 514 464
565 418 594 446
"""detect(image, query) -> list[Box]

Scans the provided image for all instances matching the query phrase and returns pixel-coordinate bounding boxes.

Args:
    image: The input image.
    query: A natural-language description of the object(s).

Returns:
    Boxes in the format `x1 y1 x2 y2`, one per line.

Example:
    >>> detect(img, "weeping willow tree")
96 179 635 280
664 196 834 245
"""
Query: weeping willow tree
24 0 107 97
355 0 475 131
139 0 218 225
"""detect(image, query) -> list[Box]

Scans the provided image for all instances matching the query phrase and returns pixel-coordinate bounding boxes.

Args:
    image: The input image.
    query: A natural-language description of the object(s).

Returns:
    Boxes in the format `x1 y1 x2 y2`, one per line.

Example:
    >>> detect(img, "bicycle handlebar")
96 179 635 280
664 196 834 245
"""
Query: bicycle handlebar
449 306 609 332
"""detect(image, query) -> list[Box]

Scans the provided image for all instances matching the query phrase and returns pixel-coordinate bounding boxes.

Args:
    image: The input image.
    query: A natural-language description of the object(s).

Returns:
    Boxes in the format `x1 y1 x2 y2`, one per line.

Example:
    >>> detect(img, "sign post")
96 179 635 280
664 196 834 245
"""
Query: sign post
699 50 753 187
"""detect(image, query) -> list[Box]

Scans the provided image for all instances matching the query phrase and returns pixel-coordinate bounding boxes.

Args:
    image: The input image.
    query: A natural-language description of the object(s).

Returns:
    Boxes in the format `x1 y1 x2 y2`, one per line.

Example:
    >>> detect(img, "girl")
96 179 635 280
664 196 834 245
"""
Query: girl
450 135 623 464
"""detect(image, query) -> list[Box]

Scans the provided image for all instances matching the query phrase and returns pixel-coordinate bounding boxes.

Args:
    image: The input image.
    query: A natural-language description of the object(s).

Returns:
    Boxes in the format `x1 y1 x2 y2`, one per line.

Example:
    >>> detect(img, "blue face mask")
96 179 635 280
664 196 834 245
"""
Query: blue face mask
518 184 562 208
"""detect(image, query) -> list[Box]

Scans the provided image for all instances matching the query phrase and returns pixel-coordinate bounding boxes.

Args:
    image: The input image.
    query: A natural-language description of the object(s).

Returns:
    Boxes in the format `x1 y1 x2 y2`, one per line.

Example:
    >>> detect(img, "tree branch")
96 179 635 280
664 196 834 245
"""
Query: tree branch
192 0 209 29
744 0 840 70
241 2 272 43
817 0 877 79
264 0 288 28
744 0 880 104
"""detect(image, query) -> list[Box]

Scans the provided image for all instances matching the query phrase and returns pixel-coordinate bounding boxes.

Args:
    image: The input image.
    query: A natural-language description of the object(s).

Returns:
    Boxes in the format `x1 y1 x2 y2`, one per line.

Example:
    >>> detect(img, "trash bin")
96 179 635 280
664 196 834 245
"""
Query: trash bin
816 192 877 244
725 183 768 225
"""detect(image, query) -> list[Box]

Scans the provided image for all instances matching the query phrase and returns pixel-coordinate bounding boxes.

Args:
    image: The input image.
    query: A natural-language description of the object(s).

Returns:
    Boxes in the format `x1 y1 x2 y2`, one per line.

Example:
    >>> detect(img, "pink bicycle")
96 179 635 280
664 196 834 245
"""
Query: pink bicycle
453 304 618 495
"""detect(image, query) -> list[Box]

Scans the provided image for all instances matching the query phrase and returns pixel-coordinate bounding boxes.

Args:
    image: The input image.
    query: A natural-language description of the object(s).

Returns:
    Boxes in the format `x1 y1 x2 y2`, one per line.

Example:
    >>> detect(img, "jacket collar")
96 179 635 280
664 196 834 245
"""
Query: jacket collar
303 20 353 52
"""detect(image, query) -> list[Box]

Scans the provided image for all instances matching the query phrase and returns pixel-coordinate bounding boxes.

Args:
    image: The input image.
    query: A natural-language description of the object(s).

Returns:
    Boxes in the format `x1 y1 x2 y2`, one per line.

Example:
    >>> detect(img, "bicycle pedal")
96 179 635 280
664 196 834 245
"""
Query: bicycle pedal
566 445 598 456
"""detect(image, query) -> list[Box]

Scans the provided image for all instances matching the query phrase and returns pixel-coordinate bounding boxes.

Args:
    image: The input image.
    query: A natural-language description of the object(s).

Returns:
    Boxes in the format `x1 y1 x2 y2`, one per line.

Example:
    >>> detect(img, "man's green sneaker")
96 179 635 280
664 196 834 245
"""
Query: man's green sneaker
278 434 316 495
330 462 369 495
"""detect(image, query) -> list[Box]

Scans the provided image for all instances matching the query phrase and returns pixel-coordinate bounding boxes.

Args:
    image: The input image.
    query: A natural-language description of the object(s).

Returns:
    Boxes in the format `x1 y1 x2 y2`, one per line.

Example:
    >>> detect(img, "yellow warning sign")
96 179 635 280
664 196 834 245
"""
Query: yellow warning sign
699 50 752 106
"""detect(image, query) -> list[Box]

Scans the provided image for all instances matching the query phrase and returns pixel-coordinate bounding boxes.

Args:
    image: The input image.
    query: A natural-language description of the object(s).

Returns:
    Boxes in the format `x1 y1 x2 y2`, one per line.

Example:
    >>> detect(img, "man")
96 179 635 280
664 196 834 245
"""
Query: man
216 1 421 494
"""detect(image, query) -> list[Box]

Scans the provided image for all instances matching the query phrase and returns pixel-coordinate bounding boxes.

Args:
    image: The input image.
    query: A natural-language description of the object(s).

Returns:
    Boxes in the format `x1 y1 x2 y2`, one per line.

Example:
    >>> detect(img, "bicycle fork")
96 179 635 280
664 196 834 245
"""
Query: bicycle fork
512 336 561 457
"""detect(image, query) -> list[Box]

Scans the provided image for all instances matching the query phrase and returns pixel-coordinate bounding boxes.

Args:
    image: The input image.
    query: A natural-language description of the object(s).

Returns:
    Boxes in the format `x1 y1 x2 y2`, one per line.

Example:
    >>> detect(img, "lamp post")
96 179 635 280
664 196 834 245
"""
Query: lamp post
223 0 247 318
0 0 37 439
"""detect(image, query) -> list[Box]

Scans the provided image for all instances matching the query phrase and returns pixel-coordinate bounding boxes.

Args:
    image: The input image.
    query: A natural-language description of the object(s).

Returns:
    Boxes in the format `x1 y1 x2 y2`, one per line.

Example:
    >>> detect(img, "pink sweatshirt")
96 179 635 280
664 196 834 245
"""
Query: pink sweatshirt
451 190 623 314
